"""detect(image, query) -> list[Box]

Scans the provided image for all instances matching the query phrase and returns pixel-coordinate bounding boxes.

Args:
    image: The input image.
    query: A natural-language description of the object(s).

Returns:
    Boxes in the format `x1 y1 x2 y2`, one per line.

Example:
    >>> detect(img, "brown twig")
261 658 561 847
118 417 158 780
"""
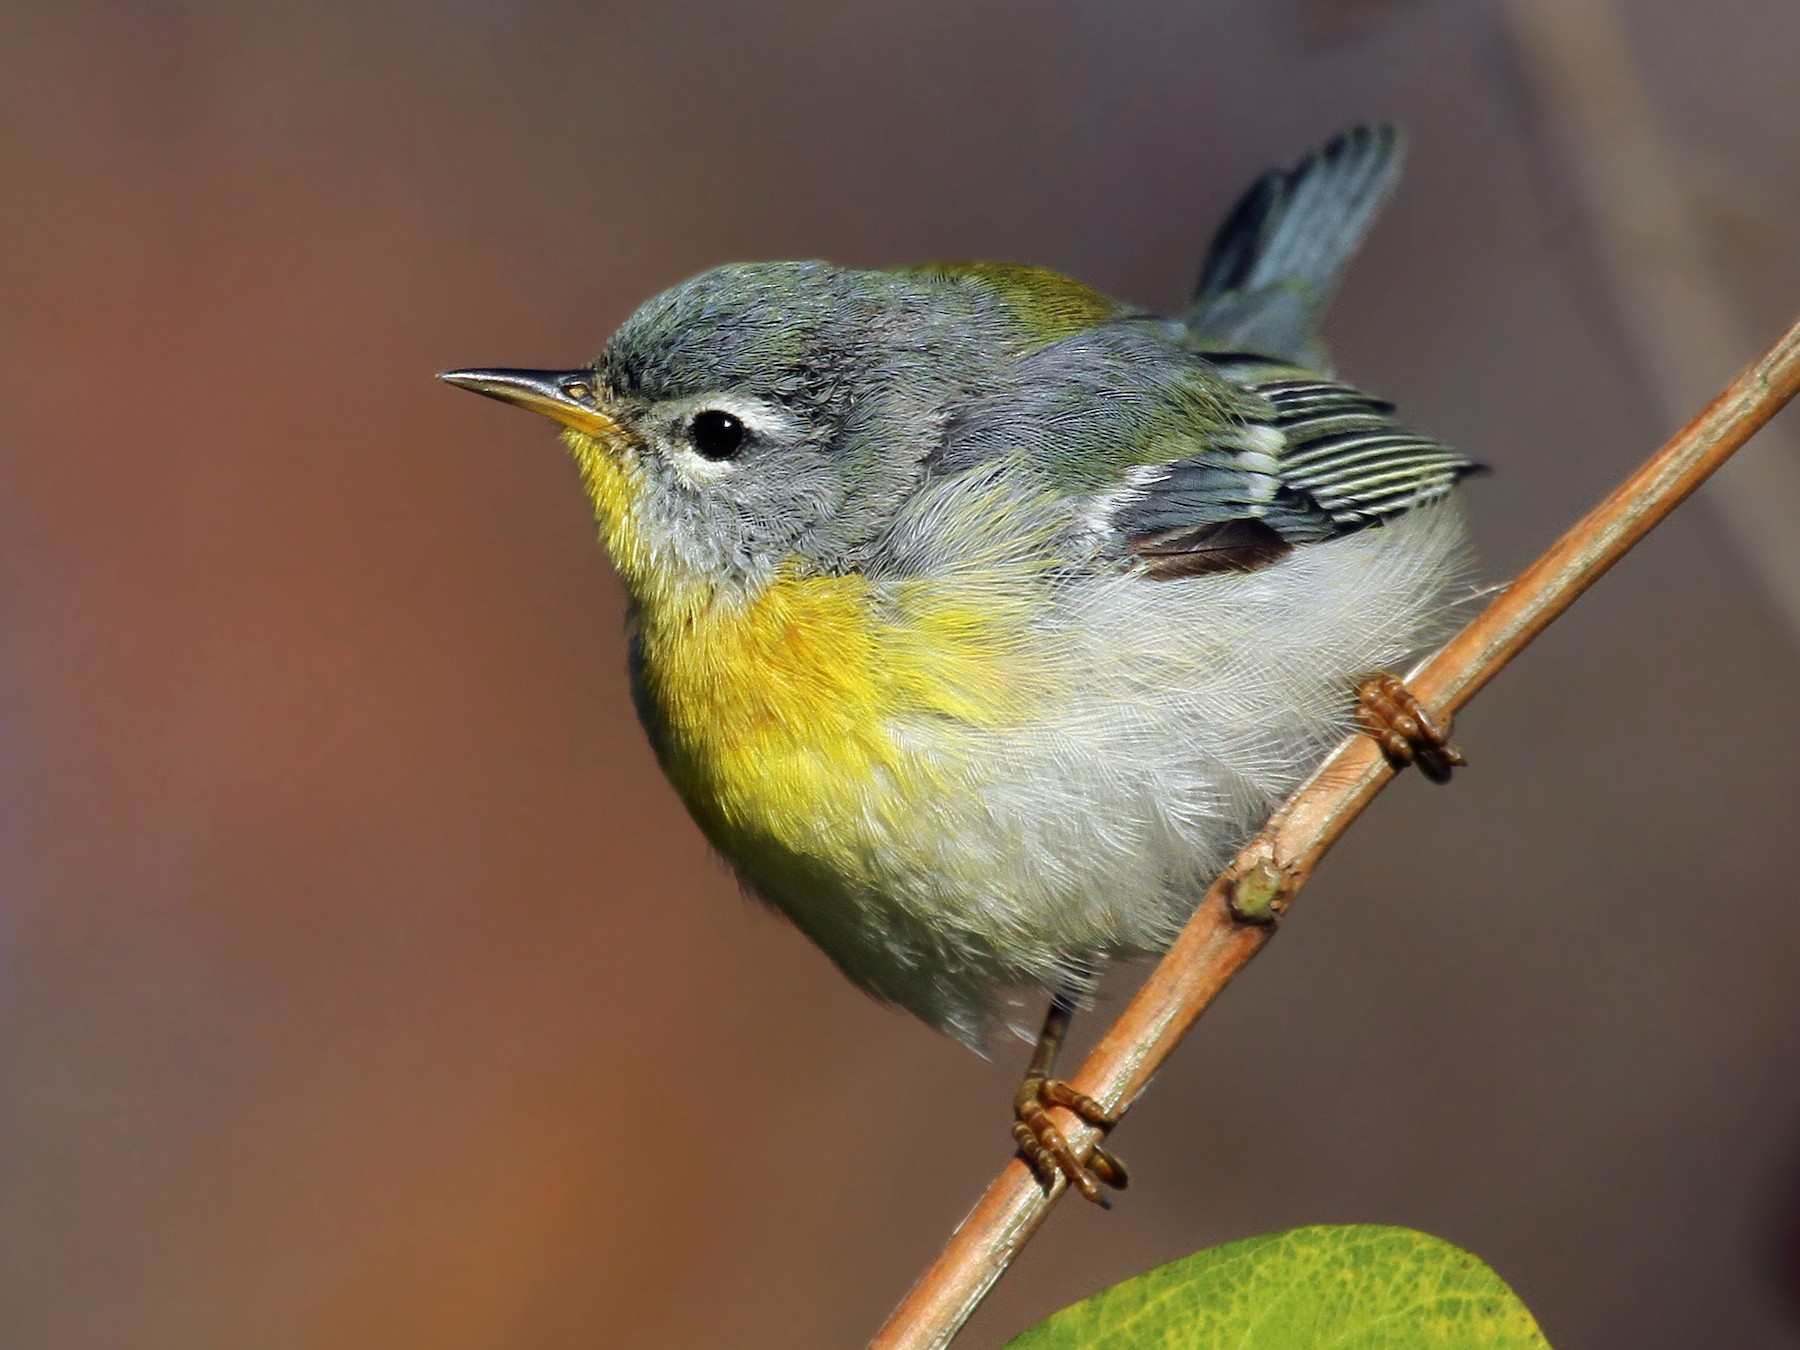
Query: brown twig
869 311 1800 1350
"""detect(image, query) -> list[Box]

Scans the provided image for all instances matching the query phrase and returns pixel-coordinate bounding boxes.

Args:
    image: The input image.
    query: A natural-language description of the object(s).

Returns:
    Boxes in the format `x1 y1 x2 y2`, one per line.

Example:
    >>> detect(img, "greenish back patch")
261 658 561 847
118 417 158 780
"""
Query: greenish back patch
900 261 1124 349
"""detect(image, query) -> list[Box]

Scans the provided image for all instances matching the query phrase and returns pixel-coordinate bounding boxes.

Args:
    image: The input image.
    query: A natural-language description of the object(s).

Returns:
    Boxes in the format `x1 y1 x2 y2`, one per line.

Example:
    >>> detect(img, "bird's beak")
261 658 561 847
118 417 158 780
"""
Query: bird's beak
437 367 619 437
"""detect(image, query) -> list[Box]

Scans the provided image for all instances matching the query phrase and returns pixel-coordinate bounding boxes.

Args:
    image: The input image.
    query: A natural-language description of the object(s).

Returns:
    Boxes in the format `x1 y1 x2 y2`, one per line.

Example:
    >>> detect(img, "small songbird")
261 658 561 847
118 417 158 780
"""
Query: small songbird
443 126 1478 1203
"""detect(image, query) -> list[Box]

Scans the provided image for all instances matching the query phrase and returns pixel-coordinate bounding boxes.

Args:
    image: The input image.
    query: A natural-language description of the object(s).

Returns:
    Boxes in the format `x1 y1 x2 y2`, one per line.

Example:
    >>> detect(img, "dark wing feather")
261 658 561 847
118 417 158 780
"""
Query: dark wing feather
1109 351 1482 576
1242 365 1480 528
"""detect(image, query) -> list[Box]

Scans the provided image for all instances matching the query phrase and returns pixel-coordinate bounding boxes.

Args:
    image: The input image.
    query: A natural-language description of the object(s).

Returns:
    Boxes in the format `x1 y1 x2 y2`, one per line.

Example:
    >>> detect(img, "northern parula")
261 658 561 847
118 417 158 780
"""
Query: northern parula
444 126 1479 1202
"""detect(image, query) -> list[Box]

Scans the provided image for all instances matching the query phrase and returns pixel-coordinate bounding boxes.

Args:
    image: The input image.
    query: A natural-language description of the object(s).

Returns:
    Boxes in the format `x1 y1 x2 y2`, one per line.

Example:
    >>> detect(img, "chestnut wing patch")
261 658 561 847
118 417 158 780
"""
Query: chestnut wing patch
1129 518 1294 578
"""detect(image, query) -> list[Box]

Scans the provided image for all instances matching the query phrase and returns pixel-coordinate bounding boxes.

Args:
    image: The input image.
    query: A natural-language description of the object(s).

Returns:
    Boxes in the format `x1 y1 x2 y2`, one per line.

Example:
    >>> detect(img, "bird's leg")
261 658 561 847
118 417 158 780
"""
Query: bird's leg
1355 672 1465 783
1011 992 1127 1207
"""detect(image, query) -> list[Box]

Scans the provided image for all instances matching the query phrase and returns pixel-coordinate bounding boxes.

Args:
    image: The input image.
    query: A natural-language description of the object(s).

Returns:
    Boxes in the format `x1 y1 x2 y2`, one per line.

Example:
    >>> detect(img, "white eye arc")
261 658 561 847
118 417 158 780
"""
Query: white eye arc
658 393 796 483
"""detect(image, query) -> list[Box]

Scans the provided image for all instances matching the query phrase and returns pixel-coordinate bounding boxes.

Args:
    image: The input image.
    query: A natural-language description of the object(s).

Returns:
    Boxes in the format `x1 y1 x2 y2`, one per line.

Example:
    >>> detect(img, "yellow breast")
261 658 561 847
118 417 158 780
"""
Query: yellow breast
565 426 1060 874
636 563 1053 868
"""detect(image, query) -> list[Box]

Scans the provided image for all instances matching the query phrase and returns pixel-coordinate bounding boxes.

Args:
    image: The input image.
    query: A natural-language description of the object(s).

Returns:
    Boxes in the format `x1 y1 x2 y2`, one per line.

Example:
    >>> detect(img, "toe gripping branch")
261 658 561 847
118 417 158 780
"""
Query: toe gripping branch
1355 673 1466 784
1012 1073 1127 1208
1012 996 1128 1207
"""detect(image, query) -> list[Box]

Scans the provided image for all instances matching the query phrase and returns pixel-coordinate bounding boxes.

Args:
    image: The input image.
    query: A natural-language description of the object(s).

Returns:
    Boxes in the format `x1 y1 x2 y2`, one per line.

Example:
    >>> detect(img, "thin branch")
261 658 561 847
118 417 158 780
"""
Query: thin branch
1503 0 1800 640
869 311 1800 1350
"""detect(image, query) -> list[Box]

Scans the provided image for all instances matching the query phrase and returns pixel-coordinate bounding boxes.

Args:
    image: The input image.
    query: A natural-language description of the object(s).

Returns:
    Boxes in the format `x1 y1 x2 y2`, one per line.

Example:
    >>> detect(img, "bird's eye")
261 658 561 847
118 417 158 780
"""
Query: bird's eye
689 409 747 460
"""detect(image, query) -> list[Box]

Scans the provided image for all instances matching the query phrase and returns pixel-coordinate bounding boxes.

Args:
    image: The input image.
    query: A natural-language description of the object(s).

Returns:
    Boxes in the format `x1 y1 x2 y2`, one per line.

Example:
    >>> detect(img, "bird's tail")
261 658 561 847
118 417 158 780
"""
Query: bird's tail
1183 125 1403 369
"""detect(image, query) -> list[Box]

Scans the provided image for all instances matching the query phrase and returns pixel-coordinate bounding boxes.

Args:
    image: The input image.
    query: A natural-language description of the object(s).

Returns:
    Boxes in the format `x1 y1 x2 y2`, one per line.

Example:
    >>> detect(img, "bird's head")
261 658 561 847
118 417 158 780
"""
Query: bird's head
443 261 1007 608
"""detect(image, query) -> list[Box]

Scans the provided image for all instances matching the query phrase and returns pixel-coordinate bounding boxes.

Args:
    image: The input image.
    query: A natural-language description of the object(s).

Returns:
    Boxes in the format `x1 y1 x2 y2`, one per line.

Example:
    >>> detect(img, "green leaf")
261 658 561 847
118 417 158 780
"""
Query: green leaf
1003 1224 1549 1349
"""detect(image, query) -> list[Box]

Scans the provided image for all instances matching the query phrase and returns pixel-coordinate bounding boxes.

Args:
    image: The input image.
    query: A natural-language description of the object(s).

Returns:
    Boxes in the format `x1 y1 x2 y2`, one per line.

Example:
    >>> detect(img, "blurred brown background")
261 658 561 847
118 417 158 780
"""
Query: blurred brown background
3 2 1799 1347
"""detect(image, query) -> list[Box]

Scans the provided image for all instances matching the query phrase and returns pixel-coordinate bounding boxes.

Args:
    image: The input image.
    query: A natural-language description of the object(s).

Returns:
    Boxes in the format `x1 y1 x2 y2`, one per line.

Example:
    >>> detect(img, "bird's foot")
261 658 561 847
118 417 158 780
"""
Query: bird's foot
1012 1073 1128 1207
1355 673 1465 783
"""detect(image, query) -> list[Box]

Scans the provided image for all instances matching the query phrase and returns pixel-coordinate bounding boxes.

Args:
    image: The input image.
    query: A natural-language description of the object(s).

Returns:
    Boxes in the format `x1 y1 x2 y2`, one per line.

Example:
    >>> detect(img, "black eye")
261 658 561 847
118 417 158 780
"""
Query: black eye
689 409 746 460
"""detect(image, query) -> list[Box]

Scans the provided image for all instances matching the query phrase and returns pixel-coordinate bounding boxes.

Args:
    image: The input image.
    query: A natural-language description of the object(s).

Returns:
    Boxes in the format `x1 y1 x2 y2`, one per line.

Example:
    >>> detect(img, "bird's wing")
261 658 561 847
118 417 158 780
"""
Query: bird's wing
933 320 1480 579
1109 346 1481 578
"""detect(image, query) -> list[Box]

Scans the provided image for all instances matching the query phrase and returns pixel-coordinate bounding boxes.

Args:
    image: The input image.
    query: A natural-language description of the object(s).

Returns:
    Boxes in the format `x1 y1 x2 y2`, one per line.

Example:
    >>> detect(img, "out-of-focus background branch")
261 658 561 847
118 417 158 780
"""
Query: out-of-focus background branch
2 4 1798 1348
1504 0 1800 637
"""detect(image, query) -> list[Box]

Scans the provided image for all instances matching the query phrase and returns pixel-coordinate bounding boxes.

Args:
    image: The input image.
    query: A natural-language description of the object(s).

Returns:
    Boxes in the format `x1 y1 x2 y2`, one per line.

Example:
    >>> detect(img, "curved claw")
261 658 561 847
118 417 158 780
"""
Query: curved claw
1086 1142 1130 1191
1355 673 1466 783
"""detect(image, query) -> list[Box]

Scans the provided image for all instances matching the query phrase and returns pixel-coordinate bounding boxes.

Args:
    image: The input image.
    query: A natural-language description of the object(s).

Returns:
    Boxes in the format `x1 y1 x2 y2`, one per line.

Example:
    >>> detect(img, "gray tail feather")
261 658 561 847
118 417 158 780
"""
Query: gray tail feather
1184 125 1404 367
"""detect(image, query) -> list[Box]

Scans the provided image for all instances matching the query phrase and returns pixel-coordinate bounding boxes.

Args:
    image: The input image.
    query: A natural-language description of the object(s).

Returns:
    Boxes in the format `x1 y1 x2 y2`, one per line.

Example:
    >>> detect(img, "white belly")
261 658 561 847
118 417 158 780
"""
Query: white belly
751 507 1466 1047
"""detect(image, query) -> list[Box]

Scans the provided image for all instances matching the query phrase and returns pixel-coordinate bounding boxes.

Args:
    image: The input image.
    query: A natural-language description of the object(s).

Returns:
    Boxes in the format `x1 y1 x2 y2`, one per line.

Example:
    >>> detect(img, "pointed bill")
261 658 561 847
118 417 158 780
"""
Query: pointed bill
438 367 619 437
